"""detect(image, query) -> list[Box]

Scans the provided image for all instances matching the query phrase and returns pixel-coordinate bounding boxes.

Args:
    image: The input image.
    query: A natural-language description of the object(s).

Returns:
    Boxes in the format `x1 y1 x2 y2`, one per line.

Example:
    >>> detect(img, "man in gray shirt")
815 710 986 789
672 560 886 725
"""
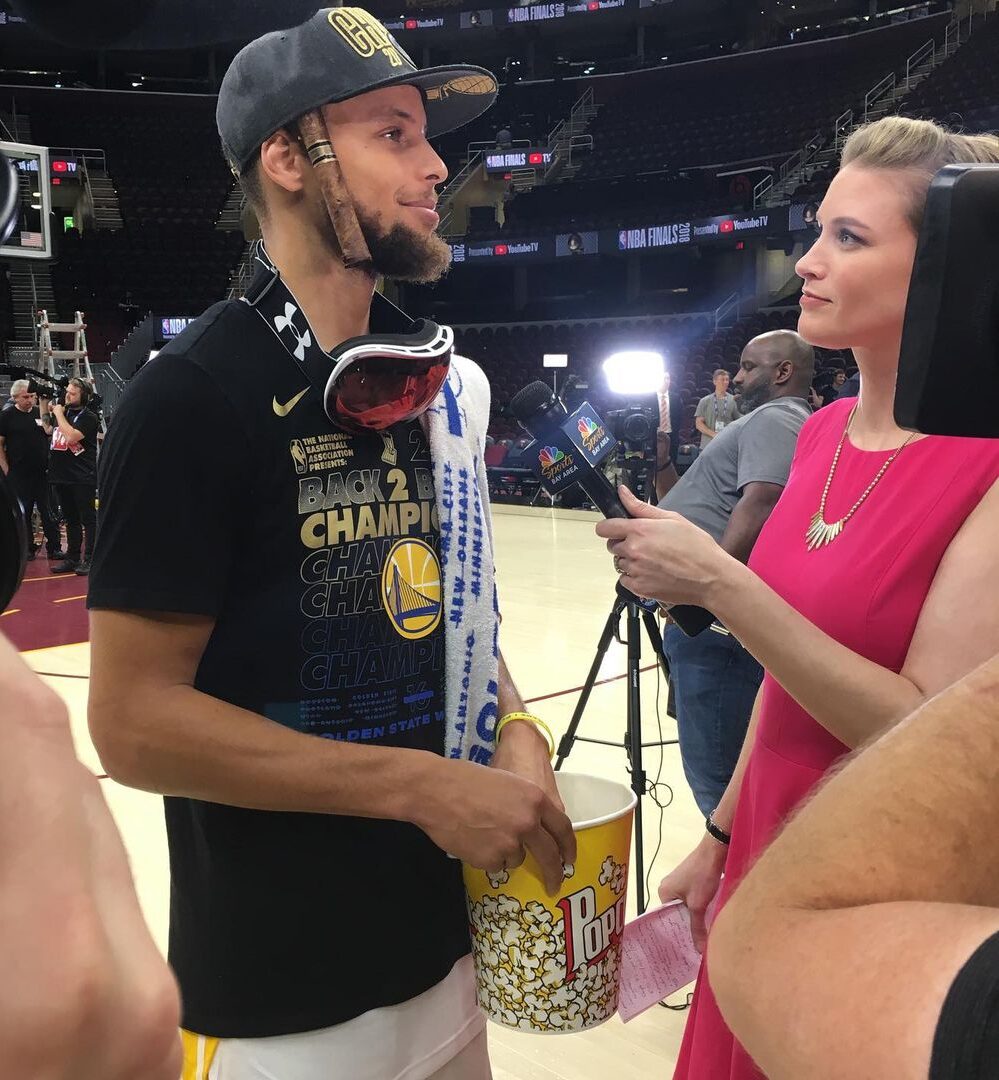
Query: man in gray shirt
694 369 741 449
661 330 814 815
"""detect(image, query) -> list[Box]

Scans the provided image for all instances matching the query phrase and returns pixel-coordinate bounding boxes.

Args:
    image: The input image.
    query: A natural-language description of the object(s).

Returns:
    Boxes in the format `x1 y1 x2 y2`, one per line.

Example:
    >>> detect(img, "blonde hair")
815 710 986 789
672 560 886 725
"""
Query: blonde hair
841 115 999 232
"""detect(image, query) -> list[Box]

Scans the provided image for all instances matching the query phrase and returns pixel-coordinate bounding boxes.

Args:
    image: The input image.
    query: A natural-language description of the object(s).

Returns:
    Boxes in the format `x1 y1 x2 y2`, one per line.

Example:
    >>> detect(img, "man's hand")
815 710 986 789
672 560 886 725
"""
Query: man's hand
413 756 576 896
0 634 181 1080
694 417 714 441
491 719 564 811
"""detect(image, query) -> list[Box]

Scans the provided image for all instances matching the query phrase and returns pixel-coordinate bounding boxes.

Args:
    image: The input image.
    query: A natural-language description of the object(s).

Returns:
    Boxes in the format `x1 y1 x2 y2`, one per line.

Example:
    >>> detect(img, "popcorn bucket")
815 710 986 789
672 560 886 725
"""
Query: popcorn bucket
463 772 637 1033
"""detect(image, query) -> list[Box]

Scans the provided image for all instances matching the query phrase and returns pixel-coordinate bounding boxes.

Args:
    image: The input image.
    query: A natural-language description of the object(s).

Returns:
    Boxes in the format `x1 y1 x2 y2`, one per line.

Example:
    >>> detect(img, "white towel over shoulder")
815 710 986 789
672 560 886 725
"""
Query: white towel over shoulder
422 354 499 765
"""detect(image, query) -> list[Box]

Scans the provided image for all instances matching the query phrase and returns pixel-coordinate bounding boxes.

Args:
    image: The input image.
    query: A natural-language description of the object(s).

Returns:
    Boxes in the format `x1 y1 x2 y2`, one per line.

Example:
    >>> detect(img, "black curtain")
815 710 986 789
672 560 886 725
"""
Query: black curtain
10 0 321 50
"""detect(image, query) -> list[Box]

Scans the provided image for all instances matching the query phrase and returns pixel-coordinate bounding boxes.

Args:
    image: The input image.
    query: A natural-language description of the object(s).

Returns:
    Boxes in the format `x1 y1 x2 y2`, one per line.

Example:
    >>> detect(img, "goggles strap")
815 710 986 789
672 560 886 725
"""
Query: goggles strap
242 242 342 407
240 243 451 432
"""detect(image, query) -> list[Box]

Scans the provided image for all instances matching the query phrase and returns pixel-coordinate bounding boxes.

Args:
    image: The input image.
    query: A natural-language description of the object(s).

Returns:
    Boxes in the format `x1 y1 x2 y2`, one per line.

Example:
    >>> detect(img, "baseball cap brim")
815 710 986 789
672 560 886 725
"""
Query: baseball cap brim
346 64 499 139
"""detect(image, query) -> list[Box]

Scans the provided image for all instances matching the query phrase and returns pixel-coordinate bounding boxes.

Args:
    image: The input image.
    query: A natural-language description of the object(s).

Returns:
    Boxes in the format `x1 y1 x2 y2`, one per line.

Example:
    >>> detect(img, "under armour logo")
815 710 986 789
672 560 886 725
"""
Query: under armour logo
274 302 312 361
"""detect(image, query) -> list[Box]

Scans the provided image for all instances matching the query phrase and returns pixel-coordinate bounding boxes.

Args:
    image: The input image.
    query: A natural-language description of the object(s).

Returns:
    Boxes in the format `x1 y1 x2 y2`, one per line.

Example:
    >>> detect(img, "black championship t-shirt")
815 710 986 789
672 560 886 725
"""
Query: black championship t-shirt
49 405 98 484
0 404 49 473
88 298 470 1038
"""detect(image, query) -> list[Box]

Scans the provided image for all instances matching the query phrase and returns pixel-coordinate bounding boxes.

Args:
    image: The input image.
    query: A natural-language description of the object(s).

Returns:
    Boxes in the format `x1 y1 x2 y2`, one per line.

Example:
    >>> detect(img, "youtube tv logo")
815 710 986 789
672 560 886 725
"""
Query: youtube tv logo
587 2 599 9
494 244 509 256
52 160 68 173
528 152 544 165
405 18 417 28
719 220 735 234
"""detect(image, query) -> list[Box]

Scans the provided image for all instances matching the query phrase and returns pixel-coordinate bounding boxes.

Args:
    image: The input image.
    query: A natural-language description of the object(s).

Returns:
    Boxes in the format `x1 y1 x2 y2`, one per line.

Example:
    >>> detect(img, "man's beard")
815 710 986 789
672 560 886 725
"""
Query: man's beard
736 385 771 413
315 196 451 284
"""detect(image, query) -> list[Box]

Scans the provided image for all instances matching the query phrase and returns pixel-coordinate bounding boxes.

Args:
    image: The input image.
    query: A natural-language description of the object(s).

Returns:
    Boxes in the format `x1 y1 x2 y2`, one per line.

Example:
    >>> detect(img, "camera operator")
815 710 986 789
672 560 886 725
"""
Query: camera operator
48 377 98 576
0 379 64 560
709 651 999 1080
657 330 814 816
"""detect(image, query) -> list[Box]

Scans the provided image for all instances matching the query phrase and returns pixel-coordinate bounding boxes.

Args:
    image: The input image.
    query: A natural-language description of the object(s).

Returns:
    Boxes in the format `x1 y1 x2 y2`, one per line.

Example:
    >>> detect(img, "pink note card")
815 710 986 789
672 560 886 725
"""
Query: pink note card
617 901 702 1023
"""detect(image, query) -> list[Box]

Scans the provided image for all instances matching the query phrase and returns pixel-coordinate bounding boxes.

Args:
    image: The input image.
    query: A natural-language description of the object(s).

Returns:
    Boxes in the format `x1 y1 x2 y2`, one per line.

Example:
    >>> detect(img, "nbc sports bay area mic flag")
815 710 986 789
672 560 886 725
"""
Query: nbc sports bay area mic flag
527 402 617 495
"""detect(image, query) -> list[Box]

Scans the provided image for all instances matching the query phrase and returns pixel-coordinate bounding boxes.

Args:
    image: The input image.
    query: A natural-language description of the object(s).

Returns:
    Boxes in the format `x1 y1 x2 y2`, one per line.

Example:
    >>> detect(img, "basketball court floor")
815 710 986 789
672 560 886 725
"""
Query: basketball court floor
8 506 704 1078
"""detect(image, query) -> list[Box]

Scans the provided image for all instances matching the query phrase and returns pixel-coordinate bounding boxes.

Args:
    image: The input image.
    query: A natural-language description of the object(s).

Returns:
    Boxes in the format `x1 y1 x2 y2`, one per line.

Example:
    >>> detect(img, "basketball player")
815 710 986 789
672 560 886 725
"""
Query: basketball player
87 9 574 1079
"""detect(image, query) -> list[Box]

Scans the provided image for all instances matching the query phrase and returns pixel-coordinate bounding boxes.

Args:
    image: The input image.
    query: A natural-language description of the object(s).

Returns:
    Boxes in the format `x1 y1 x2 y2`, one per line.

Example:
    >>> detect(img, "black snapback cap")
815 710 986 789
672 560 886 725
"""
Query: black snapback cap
217 6 498 175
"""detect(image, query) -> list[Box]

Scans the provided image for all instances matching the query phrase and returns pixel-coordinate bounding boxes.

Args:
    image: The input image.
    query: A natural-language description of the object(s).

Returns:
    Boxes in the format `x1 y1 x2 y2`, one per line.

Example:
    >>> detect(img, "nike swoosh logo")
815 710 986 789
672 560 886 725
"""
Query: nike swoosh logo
272 387 310 417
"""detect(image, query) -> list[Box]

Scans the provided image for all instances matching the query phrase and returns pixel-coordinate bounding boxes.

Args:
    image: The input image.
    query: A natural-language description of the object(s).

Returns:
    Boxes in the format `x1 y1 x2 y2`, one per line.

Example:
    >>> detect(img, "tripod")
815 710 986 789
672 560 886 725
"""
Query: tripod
554 585 676 914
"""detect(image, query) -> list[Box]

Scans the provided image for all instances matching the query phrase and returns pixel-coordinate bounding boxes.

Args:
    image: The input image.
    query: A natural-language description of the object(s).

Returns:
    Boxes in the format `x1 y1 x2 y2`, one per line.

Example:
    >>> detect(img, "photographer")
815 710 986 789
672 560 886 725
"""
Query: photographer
48 377 98 576
0 379 63 560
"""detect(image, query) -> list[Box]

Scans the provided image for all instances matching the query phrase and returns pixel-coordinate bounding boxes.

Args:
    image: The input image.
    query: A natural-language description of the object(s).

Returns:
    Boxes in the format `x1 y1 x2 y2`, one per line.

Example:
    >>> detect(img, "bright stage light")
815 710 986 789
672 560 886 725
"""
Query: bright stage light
602 350 665 396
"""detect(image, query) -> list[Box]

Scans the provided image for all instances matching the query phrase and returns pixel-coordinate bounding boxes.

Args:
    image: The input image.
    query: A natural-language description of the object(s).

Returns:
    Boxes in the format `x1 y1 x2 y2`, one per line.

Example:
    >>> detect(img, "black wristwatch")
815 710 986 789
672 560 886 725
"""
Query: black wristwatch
706 811 731 846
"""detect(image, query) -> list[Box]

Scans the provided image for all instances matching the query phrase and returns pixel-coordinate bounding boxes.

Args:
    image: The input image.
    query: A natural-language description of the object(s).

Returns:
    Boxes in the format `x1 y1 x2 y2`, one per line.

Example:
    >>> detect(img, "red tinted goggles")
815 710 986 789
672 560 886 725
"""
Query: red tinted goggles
324 325 453 433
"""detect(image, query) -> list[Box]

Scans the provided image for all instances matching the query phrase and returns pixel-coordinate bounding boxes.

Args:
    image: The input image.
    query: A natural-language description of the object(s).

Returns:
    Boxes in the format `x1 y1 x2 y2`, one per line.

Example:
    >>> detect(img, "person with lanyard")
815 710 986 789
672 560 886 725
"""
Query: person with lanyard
87 9 574 1080
694 368 740 450
0 378 64 561
48 377 98 576
594 114 999 1078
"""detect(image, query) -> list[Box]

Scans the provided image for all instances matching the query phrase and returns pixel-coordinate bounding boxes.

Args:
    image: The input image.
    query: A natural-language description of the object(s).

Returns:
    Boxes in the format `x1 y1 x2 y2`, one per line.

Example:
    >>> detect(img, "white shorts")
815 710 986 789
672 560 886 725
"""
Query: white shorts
181 956 489 1080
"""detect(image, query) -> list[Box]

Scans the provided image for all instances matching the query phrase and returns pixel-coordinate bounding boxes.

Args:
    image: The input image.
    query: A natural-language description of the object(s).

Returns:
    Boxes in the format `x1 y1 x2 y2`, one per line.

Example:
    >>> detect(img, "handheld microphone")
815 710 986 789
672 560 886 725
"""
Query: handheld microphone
510 381 714 637
510 382 628 518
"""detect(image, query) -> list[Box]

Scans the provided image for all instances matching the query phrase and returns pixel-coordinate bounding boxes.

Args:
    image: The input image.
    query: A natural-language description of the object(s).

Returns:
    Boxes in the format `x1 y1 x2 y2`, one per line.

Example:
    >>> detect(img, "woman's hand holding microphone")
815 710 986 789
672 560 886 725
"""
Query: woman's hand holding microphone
596 485 735 607
597 484 739 953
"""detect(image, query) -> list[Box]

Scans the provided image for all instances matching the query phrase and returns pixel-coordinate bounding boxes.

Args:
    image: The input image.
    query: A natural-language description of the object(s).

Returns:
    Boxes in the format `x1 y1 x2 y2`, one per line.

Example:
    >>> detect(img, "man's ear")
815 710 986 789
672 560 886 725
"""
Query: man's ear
259 129 308 197
774 360 793 386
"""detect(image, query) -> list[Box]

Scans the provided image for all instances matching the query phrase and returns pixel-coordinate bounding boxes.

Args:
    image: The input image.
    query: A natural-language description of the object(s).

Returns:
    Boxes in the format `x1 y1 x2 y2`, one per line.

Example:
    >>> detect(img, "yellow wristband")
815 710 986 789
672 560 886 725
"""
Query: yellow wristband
495 712 556 760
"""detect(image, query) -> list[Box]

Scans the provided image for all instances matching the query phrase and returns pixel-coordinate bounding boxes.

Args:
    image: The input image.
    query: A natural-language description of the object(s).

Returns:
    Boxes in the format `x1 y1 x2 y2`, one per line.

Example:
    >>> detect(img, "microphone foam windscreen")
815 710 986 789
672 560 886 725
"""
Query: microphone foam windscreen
511 381 556 424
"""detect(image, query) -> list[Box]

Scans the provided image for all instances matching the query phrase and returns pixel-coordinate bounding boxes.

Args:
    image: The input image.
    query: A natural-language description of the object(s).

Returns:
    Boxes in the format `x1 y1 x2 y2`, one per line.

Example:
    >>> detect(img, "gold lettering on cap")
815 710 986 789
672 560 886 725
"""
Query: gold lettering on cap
327 8 408 68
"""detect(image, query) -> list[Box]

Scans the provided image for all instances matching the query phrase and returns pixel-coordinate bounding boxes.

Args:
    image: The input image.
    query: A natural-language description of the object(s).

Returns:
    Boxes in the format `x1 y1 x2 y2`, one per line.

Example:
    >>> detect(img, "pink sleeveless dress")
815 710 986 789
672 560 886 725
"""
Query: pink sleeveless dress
674 397 999 1079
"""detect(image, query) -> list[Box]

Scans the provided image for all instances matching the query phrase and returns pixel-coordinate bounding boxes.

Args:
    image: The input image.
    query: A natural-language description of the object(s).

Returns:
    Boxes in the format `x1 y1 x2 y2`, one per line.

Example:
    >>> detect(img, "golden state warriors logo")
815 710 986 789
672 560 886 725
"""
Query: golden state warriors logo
381 538 442 640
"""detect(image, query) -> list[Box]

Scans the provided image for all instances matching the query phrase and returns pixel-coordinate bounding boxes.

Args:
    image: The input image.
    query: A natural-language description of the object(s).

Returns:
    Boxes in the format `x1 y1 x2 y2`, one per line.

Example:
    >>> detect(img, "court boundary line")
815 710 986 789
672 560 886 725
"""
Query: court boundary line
524 663 658 705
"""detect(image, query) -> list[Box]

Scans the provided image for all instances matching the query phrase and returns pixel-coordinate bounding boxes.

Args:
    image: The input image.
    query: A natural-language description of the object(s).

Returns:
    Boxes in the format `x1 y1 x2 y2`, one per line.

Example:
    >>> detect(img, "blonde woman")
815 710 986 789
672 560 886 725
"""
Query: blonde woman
597 116 999 1078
